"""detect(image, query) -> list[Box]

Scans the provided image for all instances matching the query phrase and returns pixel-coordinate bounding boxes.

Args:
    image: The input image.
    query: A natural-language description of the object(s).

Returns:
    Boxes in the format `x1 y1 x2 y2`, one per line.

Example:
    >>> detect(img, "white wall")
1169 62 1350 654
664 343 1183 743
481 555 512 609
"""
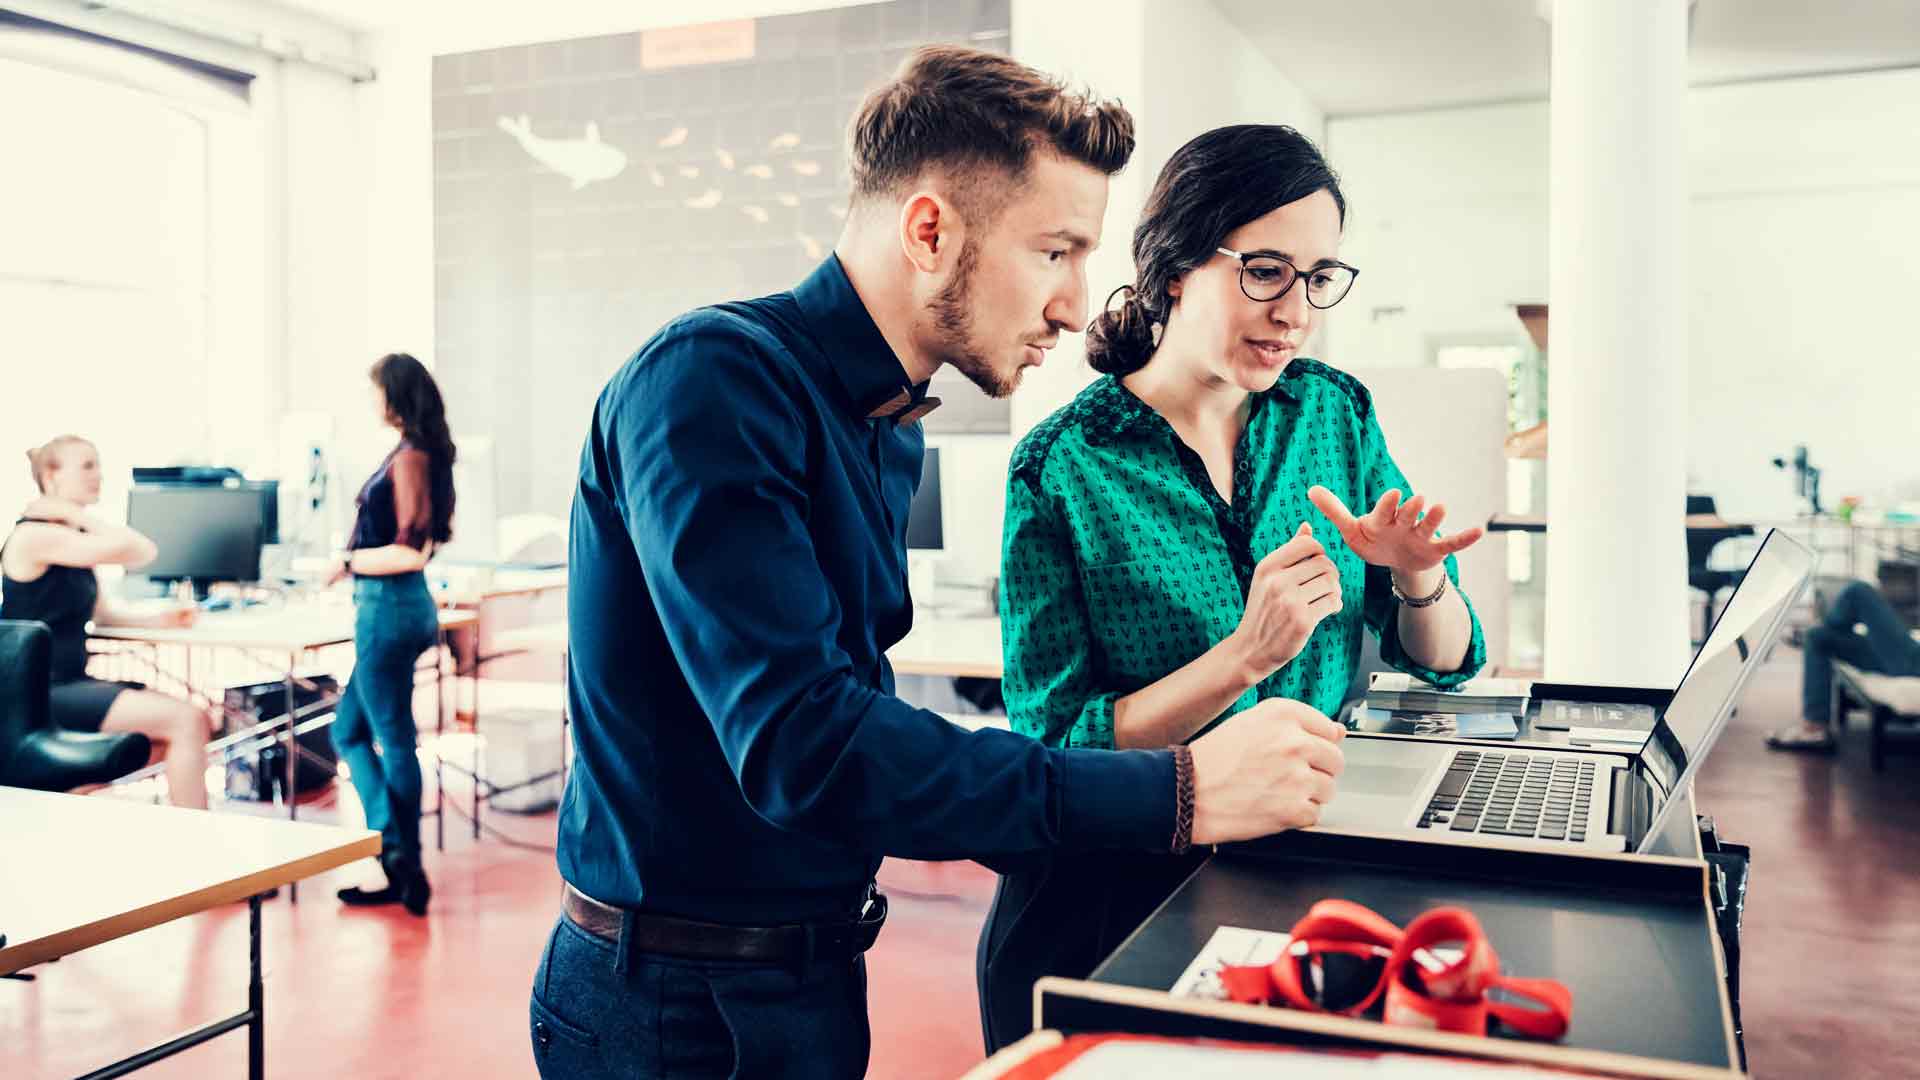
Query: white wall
1323 68 1920 522
5 0 389 538
352 0 1325 585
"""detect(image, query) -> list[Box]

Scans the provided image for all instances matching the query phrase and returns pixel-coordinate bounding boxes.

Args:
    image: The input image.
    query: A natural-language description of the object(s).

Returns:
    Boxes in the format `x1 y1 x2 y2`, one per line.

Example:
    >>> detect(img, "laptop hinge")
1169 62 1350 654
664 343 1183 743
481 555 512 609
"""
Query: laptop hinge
1606 766 1644 843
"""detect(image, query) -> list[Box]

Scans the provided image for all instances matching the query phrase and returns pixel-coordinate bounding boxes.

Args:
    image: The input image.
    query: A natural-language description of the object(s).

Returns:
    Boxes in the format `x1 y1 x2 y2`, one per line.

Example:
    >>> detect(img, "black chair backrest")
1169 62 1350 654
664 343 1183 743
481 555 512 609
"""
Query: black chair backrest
0 619 55 766
1685 494 1752 570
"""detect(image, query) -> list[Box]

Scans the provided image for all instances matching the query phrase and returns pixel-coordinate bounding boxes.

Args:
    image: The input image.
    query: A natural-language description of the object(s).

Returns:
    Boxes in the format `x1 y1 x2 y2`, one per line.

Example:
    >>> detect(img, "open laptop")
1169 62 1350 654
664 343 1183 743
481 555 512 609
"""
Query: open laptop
1316 529 1815 854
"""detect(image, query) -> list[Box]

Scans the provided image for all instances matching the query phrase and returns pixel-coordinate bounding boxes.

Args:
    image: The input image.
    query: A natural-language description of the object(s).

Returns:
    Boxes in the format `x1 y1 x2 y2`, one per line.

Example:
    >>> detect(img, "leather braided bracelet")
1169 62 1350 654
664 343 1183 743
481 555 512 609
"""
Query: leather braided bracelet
1170 744 1195 855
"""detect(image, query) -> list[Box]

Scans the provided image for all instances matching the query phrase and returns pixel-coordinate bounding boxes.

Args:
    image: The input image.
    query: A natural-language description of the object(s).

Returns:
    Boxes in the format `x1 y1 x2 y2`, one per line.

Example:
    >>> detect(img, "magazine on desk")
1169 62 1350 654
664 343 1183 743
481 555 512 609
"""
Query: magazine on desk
1366 673 1533 716
1351 708 1521 740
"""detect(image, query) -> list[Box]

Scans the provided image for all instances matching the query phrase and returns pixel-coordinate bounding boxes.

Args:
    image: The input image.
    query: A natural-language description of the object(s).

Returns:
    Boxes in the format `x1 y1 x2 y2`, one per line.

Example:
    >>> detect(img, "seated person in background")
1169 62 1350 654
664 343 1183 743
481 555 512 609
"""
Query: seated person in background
977 125 1488 1052
0 435 210 808
1767 579 1920 752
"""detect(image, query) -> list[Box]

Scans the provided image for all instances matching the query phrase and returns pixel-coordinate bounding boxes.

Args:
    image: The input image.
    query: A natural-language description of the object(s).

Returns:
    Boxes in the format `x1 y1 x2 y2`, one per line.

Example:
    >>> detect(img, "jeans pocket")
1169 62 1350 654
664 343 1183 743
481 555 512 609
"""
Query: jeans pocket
530 919 612 1077
529 993 604 1077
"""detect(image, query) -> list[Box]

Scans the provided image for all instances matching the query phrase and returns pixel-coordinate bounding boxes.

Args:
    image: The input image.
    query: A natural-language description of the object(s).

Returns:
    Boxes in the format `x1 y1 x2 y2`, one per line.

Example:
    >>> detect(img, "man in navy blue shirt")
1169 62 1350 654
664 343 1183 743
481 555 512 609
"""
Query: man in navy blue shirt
530 45 1349 1079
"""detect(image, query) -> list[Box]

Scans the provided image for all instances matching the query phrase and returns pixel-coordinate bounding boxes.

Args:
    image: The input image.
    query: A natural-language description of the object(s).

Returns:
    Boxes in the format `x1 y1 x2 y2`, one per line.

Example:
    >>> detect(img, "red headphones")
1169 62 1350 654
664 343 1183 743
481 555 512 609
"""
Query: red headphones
1218 899 1572 1041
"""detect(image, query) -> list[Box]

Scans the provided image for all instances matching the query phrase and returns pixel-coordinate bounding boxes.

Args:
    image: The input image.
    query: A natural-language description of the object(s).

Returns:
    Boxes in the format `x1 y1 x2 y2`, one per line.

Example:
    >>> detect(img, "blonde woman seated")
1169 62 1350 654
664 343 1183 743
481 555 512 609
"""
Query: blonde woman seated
0 436 210 808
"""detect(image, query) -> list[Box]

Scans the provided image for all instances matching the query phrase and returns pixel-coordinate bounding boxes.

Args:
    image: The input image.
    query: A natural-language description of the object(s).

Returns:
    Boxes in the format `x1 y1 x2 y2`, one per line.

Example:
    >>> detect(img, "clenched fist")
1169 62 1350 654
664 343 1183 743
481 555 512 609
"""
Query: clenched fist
1228 523 1343 683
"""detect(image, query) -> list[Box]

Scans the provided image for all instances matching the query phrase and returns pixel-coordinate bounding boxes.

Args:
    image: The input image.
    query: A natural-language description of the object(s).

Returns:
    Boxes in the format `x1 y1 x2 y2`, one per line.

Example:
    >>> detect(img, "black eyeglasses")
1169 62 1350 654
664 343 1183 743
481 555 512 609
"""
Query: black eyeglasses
1216 247 1360 309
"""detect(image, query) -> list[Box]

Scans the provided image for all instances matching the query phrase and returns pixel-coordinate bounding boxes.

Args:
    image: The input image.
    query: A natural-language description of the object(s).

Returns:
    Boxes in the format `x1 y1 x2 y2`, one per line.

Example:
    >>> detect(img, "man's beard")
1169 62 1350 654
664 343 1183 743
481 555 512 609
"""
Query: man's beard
926 240 1016 399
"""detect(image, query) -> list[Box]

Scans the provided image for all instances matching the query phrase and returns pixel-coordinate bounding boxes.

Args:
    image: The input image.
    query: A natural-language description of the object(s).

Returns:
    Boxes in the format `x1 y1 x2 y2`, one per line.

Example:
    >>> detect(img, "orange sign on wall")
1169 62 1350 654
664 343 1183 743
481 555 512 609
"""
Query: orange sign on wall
640 19 757 69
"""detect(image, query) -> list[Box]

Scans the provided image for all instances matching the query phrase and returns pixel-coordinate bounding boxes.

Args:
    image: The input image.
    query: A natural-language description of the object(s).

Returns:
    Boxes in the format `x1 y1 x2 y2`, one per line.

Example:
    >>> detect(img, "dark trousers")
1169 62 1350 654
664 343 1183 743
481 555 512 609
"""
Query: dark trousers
330 572 438 865
1804 581 1920 725
974 850 1204 1054
530 916 871 1079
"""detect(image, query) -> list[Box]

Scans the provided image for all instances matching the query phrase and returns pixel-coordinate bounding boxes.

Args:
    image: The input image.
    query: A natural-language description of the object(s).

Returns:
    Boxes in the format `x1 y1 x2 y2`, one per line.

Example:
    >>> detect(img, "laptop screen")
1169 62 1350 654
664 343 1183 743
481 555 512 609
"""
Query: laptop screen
1638 530 1817 821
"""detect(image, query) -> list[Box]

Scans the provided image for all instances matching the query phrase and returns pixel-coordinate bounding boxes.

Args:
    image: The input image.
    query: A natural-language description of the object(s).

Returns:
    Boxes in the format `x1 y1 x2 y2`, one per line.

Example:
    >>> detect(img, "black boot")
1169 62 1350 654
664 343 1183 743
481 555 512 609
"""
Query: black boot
337 858 401 907
387 851 432 917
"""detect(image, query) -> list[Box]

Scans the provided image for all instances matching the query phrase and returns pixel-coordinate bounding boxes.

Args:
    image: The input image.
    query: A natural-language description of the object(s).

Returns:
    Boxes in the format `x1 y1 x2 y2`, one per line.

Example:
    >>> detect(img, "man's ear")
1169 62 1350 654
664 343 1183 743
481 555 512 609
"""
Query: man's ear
898 191 962 274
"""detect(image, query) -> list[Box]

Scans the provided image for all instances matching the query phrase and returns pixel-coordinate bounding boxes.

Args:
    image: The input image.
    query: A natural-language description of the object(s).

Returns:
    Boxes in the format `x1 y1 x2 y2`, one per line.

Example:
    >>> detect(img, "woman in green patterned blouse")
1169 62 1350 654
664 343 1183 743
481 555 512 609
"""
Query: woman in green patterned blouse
976 125 1490 1051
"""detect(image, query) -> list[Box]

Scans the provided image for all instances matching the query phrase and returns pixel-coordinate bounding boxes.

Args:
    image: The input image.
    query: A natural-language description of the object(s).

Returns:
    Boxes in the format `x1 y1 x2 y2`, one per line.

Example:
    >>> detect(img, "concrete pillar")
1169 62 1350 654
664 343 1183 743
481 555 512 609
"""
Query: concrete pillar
1544 0 1692 685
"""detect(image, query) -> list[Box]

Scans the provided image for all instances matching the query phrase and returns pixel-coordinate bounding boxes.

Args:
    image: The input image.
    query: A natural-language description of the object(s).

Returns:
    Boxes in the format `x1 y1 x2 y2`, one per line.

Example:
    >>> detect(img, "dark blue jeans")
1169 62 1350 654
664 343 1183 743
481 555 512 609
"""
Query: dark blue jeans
529 916 870 1079
1804 580 1920 724
330 572 438 865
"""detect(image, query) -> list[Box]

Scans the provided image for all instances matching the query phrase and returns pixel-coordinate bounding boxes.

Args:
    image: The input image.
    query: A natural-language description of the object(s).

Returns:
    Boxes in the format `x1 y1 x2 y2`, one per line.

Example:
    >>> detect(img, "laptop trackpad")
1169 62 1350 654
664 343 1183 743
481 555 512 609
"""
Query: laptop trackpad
1341 764 1431 797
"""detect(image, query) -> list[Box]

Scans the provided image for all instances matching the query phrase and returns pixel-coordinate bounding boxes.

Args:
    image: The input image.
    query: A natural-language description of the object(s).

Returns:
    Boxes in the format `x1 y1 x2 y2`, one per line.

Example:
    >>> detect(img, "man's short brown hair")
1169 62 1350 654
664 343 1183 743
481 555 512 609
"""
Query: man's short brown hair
847 45 1134 225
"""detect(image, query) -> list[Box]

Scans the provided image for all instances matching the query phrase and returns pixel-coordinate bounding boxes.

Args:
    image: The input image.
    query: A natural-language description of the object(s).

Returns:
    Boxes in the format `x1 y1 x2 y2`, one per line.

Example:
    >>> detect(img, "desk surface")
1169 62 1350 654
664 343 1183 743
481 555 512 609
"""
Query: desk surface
0 788 376 974
889 614 1003 680
1089 839 1734 1072
437 566 569 605
1488 513 1752 535
1489 511 1919 534
92 605 474 651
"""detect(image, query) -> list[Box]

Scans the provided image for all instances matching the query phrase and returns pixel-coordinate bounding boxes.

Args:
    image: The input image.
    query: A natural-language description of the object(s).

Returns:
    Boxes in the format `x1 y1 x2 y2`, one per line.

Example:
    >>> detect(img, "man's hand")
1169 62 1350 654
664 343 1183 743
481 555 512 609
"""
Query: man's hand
1307 485 1482 576
1228 523 1342 683
1188 698 1347 845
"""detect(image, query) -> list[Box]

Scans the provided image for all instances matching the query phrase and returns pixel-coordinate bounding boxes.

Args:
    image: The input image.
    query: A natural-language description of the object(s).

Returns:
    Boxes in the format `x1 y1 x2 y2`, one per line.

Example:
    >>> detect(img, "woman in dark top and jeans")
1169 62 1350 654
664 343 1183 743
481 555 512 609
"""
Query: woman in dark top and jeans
327 353 456 916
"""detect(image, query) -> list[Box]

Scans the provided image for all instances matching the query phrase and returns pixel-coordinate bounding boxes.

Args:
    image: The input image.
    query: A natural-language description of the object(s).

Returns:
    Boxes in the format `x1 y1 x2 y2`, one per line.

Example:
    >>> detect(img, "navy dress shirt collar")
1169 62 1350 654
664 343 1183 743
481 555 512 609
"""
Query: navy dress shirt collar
793 254 941 426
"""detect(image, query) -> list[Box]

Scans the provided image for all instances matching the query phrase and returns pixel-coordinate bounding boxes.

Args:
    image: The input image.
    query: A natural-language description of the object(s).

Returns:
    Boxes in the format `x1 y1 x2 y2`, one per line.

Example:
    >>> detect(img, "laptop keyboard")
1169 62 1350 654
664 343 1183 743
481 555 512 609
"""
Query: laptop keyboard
1419 750 1598 842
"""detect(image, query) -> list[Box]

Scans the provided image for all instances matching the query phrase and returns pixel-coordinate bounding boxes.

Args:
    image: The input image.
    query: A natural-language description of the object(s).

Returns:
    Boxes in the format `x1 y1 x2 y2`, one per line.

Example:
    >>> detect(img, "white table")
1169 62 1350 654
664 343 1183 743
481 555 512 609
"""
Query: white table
888 614 1003 680
0 787 375 1078
91 605 478 882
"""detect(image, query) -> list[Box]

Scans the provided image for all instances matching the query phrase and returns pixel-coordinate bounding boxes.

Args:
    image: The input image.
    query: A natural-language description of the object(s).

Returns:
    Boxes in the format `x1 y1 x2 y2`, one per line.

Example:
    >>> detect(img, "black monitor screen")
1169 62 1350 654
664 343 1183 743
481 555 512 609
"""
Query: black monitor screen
128 486 265 585
906 448 943 551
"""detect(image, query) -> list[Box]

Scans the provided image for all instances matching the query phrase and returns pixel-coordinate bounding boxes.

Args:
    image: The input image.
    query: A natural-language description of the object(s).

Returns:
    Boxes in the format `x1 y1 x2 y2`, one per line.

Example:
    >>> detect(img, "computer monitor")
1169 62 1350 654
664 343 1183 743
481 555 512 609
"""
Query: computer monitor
127 485 266 596
131 465 243 485
906 448 943 551
130 469 279 545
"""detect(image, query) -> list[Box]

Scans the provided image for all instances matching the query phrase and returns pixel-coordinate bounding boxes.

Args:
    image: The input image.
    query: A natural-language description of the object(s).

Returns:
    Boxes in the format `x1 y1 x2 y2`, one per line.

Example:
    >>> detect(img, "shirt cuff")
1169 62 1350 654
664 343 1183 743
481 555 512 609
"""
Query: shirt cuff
1055 746 1178 853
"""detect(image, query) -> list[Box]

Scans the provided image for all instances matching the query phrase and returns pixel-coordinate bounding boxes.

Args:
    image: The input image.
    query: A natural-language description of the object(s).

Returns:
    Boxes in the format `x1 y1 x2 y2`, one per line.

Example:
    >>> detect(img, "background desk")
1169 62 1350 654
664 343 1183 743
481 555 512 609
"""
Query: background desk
1489 512 1920 582
91 605 478 871
0 787 375 1078
888 614 1002 680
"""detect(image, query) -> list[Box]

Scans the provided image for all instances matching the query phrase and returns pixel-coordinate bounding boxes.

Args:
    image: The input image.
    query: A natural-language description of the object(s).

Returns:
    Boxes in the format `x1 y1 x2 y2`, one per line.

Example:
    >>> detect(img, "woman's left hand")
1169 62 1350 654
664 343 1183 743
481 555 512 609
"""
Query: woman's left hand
324 554 352 586
1307 485 1484 575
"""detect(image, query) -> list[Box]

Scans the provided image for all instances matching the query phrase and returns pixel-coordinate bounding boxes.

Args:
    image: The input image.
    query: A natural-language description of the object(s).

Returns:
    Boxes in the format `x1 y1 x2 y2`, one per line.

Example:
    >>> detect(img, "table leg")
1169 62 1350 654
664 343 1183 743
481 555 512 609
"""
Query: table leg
284 654 299 903
248 893 264 1080
472 670 482 842
71 894 270 1079
436 625 446 853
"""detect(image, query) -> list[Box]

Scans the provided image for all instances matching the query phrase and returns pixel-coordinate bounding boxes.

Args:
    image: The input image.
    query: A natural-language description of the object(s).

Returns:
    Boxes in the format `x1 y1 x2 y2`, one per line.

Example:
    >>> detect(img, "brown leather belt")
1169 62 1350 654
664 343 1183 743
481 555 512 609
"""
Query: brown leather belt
561 884 887 966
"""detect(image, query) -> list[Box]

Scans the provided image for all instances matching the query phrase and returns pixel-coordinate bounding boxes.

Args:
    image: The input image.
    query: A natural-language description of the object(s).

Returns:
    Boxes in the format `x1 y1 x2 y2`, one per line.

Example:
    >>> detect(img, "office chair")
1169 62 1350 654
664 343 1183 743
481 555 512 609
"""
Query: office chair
1686 496 1756 646
0 620 151 791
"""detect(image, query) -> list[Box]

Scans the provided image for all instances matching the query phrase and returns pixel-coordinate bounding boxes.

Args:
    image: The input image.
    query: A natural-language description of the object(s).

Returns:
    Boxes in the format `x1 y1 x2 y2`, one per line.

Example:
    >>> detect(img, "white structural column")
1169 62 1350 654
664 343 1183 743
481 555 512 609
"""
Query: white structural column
1545 0 1691 686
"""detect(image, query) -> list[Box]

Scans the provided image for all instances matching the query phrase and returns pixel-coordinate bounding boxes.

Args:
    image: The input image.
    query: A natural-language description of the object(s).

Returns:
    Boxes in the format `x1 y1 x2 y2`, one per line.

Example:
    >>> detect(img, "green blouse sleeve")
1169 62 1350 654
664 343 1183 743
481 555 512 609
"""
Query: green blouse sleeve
1356 410 1489 688
999 469 1122 749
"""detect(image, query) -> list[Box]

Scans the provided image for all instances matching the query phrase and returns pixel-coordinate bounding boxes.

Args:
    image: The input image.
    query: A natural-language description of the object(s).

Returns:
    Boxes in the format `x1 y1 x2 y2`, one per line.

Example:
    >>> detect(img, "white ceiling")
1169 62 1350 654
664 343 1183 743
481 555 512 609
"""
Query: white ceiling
263 0 1920 116
1215 0 1920 117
